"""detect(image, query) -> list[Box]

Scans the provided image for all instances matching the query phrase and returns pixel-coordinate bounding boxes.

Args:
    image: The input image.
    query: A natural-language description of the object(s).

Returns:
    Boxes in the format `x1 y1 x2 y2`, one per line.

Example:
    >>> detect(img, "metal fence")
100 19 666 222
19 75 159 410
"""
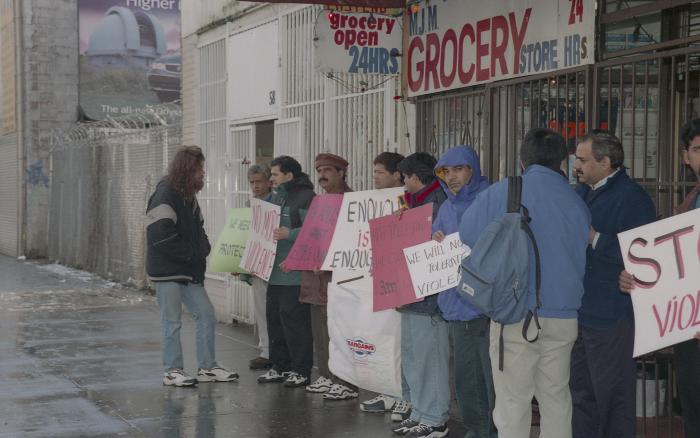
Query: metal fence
44 105 182 287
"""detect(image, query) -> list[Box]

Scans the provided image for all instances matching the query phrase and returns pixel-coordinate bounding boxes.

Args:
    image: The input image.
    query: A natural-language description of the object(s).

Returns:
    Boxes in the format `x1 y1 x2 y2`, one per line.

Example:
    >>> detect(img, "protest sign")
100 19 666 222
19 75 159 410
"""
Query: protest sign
208 208 251 273
283 194 343 271
370 204 433 312
321 187 404 280
618 208 700 357
327 276 402 397
239 198 281 282
403 233 470 299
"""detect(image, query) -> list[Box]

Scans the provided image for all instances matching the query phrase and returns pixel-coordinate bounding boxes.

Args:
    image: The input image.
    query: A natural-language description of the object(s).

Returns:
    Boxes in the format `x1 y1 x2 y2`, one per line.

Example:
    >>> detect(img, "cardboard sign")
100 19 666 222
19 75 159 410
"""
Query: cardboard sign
403 233 470 299
239 198 281 282
283 194 344 271
208 208 251 273
618 209 700 357
327 276 402 397
406 0 595 97
370 204 433 312
321 187 404 280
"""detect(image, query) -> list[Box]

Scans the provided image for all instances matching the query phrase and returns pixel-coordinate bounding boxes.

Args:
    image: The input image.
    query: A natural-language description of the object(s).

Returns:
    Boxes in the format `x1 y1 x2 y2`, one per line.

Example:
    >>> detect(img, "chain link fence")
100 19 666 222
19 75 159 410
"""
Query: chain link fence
44 104 182 287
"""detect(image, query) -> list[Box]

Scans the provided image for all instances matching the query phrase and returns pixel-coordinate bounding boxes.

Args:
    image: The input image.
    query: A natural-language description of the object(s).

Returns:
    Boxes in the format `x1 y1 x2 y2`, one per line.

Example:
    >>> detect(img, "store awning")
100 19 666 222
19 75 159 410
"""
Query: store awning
245 1 407 8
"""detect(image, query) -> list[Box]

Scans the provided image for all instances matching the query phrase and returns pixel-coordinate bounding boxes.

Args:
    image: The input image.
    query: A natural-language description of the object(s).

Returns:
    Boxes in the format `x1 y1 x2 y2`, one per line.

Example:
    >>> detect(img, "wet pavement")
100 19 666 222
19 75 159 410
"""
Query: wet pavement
0 255 466 438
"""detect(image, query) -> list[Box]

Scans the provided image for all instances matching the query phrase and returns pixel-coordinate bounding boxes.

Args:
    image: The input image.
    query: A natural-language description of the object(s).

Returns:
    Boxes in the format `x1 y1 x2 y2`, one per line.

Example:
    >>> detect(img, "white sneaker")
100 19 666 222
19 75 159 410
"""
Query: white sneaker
323 383 359 400
163 369 197 387
391 400 412 422
360 394 396 412
283 372 309 388
305 376 333 393
197 366 239 382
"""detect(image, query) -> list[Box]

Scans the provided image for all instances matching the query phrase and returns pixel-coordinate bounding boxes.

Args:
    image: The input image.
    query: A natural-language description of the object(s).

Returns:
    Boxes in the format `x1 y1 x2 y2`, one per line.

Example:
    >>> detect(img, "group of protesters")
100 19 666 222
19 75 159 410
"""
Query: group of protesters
145 120 700 438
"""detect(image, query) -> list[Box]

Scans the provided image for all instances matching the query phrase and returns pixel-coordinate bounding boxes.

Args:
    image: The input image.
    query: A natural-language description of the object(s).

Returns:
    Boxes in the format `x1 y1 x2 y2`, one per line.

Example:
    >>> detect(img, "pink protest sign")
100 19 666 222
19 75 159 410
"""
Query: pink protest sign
284 194 344 271
370 203 433 312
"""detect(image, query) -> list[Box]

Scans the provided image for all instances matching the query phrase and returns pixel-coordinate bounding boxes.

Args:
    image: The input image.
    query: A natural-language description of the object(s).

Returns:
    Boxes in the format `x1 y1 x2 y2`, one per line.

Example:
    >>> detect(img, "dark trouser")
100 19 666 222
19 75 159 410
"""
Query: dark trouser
570 319 636 438
451 318 497 438
266 284 313 378
674 338 700 438
310 304 357 390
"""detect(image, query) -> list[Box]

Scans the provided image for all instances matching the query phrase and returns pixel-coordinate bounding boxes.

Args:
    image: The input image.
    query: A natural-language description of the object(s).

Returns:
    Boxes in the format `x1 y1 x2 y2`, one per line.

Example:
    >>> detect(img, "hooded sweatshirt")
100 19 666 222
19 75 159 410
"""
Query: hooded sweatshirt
433 146 491 321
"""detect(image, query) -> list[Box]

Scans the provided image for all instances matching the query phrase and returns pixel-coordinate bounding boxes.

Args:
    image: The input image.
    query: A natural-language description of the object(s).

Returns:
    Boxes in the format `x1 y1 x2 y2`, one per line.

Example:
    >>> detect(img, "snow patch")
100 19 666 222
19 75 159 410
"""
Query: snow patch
39 263 98 282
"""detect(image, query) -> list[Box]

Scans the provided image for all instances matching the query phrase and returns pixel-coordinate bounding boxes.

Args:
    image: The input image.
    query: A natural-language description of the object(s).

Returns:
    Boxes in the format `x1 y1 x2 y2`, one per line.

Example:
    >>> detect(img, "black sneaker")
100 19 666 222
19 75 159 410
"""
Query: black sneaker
283 372 309 388
392 419 419 435
405 423 448 438
248 356 273 370
257 369 289 383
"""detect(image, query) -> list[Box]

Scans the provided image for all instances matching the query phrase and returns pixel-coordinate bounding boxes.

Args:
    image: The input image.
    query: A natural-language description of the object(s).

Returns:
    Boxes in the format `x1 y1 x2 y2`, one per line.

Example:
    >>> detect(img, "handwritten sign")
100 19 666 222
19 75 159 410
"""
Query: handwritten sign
403 233 470 299
208 208 251 273
239 198 281 282
283 194 343 271
618 209 700 357
321 187 404 280
369 204 433 312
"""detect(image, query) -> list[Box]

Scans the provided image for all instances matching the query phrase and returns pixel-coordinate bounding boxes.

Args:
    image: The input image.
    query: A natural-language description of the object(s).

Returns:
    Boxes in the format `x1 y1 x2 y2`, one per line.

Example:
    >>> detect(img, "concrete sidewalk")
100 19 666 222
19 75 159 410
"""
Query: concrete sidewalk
0 255 467 438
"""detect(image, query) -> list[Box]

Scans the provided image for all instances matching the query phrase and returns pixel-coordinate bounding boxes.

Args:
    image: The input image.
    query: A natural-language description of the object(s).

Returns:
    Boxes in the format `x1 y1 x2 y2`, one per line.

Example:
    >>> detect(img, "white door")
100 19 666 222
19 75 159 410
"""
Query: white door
227 125 256 324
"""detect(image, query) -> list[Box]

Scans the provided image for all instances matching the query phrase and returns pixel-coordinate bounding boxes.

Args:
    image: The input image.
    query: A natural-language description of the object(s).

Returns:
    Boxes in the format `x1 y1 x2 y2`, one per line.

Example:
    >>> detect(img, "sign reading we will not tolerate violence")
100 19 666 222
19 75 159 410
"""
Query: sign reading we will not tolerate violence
618 208 700 357
239 198 280 282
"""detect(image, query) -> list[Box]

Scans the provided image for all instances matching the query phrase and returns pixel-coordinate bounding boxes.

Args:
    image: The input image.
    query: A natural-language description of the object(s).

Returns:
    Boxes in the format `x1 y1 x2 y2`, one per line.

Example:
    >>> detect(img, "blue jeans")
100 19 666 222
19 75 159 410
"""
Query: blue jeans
451 318 497 438
401 311 450 427
156 282 217 371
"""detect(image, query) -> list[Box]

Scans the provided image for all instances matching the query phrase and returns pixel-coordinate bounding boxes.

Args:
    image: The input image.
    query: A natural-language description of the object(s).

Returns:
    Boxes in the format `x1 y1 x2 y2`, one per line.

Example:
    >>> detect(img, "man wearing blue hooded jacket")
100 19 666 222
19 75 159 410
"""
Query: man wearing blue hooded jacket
432 145 495 438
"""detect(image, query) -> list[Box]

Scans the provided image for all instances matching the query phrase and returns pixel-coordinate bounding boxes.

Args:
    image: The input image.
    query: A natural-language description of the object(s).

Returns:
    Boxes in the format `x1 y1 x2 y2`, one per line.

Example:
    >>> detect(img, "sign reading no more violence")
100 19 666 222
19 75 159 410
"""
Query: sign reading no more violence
239 198 281 282
618 208 700 357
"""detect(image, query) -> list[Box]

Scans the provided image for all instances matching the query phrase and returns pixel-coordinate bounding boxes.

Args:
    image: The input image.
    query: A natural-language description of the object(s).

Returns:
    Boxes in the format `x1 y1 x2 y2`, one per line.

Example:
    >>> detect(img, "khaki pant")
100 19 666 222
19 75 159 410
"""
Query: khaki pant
490 317 578 438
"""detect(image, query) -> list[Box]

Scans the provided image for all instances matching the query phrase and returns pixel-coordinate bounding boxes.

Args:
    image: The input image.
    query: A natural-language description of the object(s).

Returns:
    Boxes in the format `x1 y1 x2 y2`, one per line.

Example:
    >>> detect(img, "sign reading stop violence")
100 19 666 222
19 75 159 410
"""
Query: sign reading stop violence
618 209 700 357
406 0 594 97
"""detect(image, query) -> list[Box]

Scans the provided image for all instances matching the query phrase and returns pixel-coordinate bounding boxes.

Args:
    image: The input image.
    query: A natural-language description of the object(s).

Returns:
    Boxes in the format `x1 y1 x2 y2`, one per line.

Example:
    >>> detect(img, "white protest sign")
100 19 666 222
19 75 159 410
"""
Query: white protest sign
321 187 404 280
327 275 402 397
618 208 700 357
239 198 281 282
403 233 470 299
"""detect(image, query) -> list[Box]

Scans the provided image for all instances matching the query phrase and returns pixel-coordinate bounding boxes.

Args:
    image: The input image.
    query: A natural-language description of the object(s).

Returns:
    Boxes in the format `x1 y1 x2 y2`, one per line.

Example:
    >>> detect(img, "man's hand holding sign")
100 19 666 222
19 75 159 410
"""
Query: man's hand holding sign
617 209 700 356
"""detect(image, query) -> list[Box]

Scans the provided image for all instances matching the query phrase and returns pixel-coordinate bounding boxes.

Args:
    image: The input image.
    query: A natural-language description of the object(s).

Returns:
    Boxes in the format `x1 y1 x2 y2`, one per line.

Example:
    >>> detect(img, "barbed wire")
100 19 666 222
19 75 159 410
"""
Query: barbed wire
41 103 182 154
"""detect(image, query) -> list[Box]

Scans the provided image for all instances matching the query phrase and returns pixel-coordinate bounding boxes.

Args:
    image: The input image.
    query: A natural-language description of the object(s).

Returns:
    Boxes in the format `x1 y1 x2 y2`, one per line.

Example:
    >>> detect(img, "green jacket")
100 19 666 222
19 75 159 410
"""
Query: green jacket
267 174 315 286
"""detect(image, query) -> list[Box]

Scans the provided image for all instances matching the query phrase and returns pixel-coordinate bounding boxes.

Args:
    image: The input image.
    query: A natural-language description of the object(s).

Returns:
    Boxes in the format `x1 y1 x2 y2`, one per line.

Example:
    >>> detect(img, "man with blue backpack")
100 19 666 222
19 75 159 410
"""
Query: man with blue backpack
458 128 590 438
431 145 495 438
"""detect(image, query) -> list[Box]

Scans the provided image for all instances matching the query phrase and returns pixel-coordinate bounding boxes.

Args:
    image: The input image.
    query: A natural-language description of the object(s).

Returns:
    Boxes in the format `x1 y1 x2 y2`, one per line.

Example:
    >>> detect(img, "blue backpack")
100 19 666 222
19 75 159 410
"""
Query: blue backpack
458 176 541 370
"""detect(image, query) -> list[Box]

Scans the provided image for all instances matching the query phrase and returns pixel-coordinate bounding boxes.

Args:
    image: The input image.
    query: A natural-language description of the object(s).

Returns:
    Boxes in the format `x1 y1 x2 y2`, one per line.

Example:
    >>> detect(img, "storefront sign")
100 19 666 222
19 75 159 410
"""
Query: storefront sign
618 209 700 357
283 194 343 271
320 187 404 280
369 204 433 311
314 10 402 75
403 233 470 299
78 0 182 119
208 208 251 274
406 0 594 97
239 199 280 282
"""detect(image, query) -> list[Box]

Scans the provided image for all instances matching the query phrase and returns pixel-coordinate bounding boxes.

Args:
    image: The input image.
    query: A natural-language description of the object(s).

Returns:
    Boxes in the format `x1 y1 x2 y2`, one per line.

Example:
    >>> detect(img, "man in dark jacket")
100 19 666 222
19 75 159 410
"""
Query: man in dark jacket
570 131 656 438
300 153 358 400
146 145 238 387
256 155 315 388
620 119 700 438
391 152 449 438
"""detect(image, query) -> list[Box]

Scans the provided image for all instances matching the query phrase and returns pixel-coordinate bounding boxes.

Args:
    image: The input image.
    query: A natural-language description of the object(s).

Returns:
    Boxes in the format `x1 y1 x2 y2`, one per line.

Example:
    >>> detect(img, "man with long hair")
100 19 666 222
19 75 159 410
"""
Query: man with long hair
146 145 238 387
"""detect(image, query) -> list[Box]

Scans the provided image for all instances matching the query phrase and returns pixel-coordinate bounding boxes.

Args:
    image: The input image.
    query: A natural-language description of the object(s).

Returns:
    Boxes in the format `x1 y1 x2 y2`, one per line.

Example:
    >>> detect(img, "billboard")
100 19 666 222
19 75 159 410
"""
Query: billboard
78 0 181 120
406 0 595 97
